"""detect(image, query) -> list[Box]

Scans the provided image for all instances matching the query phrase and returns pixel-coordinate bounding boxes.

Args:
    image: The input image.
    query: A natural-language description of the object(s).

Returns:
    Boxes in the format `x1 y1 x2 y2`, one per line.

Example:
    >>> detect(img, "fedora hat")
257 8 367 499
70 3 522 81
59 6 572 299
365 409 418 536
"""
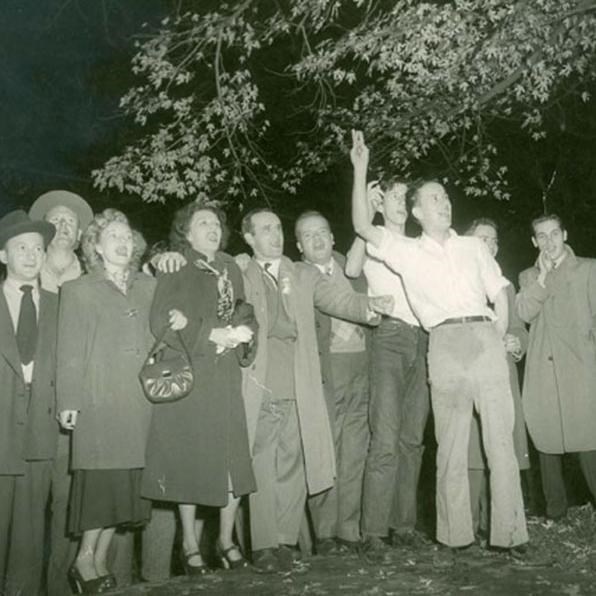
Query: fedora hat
29 190 93 231
0 210 56 250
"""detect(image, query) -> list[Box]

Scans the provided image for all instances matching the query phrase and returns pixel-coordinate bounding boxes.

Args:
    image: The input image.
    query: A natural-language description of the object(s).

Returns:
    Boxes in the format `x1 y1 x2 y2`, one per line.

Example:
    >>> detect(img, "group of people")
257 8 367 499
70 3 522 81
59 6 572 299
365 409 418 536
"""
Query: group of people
1 130 595 595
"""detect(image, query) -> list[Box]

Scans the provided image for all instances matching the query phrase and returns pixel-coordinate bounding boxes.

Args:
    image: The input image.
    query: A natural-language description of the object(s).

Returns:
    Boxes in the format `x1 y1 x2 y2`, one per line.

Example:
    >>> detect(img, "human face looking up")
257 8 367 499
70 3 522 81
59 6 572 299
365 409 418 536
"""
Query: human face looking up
0 232 45 282
296 215 334 266
244 211 284 261
532 218 567 262
411 182 452 234
45 205 80 251
379 183 408 227
186 209 222 259
472 223 499 258
96 221 134 270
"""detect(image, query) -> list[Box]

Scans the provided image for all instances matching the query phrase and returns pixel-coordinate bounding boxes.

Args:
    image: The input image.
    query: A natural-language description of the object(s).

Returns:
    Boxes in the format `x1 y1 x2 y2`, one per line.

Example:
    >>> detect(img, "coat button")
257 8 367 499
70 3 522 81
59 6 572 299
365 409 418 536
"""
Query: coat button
547 355 553 361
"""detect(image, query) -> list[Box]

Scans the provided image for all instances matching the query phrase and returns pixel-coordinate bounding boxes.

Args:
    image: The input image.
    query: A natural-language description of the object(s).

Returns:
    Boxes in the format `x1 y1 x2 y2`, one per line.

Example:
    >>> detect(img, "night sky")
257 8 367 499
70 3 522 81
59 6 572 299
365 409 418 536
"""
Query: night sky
1 1 595 276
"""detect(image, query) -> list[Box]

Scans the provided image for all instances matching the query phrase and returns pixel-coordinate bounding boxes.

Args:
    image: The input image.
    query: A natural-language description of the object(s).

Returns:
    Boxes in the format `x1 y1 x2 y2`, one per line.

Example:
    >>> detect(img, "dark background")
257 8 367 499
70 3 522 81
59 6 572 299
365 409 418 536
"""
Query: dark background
1 0 595 282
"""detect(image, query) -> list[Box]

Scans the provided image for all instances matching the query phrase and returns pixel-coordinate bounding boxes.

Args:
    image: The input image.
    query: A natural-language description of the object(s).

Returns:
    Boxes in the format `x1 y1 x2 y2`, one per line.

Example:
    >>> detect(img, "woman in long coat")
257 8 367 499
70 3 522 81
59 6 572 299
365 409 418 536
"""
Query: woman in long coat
465 218 530 536
57 209 183 593
142 203 257 573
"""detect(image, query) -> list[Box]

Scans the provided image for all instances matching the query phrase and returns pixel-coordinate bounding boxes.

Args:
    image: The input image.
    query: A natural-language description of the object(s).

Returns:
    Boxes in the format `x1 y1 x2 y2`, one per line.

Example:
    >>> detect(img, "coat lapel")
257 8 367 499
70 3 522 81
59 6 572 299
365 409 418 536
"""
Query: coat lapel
0 291 24 381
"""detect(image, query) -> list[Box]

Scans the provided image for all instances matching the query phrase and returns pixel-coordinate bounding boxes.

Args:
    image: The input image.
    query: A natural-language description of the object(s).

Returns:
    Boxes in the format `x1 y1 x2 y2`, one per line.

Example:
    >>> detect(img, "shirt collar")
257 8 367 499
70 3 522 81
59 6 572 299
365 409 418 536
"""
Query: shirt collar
419 228 457 251
308 258 334 276
3 275 40 295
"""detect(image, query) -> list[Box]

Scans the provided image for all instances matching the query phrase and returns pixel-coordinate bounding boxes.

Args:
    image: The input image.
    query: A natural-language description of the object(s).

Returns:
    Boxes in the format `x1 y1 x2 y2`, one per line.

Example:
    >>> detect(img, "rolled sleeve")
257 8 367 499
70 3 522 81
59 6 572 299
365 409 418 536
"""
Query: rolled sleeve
476 241 509 302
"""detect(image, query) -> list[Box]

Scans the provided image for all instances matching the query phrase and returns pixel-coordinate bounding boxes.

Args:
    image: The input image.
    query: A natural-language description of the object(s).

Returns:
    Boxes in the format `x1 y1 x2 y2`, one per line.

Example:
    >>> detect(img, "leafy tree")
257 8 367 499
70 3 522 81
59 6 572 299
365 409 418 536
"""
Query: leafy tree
93 0 596 208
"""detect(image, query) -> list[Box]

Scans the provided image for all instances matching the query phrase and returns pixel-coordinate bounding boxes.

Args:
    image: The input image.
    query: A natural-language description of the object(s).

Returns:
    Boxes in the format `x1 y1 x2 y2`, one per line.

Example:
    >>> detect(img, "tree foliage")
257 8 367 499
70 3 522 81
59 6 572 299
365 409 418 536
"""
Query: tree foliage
93 0 596 207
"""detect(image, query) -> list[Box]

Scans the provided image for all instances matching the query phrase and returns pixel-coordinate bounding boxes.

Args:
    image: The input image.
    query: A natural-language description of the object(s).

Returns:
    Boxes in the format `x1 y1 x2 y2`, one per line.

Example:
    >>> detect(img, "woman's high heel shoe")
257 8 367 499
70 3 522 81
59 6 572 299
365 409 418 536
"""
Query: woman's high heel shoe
216 540 249 570
68 566 112 594
180 550 211 576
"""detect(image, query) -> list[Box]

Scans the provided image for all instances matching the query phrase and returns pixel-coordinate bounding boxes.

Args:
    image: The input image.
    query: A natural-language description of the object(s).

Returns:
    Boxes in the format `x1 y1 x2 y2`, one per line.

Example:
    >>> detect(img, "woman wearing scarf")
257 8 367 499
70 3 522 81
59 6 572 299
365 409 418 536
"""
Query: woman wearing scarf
141 203 257 574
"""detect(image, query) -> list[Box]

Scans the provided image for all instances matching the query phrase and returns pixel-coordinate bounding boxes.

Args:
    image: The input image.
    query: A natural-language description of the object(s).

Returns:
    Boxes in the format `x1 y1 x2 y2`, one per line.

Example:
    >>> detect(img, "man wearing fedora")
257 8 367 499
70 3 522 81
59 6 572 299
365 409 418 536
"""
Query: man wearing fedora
0 210 59 596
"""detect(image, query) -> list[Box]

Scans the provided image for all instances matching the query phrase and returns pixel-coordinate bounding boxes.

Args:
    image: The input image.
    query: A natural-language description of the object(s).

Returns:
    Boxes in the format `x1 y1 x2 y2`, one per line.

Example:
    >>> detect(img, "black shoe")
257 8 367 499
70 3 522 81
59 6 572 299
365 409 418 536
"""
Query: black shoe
180 550 212 576
97 574 116 590
252 548 280 573
505 543 553 567
335 538 360 554
390 529 431 549
68 567 112 594
359 536 392 564
216 540 249 570
316 537 338 556
277 544 301 570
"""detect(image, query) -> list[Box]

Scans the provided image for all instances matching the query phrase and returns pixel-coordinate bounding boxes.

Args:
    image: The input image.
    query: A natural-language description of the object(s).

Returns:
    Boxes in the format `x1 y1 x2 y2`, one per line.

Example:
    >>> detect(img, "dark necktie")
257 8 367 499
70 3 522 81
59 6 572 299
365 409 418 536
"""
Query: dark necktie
264 262 278 286
17 284 37 365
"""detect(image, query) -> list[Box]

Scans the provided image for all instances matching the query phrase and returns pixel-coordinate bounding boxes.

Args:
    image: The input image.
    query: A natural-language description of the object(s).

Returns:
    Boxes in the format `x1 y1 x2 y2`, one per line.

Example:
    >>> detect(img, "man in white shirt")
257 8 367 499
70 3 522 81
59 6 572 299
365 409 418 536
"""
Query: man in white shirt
345 181 430 561
295 210 370 554
350 130 528 558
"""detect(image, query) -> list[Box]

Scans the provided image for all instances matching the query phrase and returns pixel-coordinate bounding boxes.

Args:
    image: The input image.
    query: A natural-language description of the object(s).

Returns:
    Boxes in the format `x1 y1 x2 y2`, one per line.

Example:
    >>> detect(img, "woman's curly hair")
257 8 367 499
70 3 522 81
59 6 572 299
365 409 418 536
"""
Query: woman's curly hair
81 208 146 273
169 202 229 253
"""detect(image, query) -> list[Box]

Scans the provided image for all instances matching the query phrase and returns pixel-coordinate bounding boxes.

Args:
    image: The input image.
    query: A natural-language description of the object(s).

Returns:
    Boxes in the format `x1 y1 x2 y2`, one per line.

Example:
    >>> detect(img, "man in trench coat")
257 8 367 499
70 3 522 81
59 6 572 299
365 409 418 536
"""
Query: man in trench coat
240 208 391 572
517 213 596 521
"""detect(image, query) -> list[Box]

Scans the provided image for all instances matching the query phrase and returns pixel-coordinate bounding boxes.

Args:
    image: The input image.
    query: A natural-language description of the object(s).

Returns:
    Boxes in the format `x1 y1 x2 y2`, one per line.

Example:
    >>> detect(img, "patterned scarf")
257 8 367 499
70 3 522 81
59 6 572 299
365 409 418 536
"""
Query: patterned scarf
194 258 234 323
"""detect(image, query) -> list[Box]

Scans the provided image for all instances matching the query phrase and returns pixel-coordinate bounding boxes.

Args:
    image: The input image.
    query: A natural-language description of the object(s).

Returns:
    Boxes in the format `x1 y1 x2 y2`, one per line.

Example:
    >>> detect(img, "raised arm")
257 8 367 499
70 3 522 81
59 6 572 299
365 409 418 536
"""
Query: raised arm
351 130 383 248
345 236 367 279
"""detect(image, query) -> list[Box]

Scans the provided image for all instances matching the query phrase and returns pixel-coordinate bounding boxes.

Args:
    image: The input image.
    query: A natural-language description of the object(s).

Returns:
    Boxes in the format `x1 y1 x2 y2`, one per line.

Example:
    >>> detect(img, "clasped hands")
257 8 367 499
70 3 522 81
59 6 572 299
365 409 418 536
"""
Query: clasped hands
209 324 254 353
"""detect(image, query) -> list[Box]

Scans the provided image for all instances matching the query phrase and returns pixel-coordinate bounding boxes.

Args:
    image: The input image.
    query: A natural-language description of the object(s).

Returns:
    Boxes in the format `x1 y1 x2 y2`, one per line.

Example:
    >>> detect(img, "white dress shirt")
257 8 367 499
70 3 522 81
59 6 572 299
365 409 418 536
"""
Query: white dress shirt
367 228 508 331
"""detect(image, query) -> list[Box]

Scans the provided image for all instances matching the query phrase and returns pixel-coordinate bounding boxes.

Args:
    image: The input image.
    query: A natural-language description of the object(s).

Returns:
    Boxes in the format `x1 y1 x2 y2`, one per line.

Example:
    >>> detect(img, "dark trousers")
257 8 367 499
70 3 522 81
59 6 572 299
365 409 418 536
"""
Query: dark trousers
539 450 596 518
361 319 430 537
309 351 370 542
0 460 52 596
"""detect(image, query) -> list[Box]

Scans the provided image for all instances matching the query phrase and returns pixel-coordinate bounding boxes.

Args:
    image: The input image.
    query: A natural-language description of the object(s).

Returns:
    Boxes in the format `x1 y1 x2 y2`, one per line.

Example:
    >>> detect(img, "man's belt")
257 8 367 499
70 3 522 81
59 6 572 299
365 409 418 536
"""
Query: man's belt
436 315 491 327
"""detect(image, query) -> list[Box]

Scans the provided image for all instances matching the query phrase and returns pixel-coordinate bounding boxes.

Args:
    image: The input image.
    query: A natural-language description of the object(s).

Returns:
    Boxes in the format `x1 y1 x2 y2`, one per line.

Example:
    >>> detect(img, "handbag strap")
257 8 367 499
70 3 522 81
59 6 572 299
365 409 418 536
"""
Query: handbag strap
145 325 191 365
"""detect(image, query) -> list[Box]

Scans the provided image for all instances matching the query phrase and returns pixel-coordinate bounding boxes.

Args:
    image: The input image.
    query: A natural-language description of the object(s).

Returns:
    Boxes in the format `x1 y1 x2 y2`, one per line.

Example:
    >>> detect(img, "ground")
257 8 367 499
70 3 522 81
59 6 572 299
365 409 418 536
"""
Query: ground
112 506 596 596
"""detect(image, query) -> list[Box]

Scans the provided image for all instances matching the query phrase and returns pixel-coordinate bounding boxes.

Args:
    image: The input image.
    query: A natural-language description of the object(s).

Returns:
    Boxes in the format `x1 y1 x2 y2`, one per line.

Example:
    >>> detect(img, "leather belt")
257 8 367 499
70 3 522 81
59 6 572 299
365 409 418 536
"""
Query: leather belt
436 315 491 327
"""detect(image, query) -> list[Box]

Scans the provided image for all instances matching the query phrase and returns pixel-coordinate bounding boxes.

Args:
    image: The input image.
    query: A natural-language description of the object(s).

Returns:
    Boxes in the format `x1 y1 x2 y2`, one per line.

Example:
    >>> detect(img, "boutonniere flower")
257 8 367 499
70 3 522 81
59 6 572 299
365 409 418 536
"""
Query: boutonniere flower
280 275 291 295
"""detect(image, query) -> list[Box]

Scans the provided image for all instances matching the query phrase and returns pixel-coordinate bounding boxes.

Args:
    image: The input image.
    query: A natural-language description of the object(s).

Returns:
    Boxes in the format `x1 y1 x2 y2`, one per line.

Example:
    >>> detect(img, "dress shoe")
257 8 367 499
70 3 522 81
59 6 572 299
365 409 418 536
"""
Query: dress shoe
68 567 112 594
216 540 249 570
180 550 212 576
359 536 392 565
252 548 280 573
316 537 338 556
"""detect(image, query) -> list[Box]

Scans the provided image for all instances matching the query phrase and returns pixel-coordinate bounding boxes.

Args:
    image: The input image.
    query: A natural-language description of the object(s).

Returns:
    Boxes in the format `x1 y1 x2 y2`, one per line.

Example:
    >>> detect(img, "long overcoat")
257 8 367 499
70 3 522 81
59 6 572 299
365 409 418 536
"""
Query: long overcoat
517 246 596 453
0 289 59 474
142 250 257 506
468 282 529 469
57 271 156 470
242 256 371 495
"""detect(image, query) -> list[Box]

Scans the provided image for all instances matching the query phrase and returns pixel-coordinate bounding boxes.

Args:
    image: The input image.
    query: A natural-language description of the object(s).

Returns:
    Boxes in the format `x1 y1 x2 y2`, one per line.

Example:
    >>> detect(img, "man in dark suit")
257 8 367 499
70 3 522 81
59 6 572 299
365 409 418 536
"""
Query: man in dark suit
295 211 370 555
0 210 58 596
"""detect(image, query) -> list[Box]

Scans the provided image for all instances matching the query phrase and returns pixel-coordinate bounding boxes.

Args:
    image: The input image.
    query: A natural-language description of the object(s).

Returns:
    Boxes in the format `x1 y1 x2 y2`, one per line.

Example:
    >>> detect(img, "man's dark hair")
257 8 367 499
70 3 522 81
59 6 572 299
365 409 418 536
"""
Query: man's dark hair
530 213 565 236
405 178 441 213
465 217 499 236
379 176 409 194
294 210 329 238
241 207 275 236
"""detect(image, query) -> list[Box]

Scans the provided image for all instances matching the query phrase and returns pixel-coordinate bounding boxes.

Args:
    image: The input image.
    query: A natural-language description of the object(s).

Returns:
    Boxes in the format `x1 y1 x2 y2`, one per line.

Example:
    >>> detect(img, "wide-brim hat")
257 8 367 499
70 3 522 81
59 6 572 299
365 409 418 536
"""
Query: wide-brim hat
0 210 56 250
29 190 93 231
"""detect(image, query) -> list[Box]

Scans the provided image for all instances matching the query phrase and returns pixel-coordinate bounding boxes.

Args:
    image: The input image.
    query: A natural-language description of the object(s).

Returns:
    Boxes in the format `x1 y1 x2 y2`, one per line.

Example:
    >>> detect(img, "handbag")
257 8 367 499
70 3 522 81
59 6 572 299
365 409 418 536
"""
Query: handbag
139 327 194 404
